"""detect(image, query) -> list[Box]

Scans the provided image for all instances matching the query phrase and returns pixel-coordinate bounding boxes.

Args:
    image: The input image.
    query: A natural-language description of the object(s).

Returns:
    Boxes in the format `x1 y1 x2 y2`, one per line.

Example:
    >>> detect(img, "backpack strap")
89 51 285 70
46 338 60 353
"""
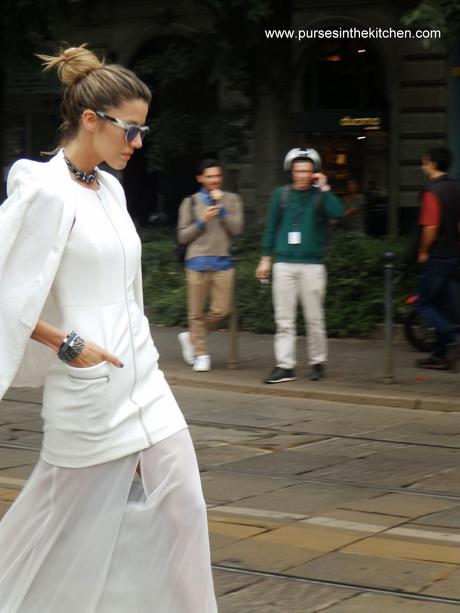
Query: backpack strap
189 194 196 221
275 185 291 228
313 189 326 224
279 184 326 224
279 185 291 210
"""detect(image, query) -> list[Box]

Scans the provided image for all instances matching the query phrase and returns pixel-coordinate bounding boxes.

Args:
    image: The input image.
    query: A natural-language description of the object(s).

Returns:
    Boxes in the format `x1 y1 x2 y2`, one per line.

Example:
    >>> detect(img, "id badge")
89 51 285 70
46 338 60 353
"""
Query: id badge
288 231 301 245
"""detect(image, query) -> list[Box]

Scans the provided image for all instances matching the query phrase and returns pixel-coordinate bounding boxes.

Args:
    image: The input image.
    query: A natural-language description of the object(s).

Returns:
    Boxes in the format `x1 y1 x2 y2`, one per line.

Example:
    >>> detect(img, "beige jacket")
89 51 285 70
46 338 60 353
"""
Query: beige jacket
177 191 244 259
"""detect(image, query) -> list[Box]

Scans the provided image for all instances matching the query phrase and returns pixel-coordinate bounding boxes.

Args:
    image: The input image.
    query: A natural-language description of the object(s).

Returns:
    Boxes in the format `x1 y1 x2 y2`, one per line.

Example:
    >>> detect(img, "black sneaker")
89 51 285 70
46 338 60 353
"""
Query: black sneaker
263 367 296 384
415 356 449 370
309 363 324 381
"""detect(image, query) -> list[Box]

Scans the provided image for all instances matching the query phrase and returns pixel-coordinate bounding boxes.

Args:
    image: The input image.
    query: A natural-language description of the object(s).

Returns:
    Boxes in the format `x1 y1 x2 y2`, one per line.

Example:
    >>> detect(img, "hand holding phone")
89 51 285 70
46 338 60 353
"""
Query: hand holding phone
210 189 223 203
312 173 331 192
203 206 220 223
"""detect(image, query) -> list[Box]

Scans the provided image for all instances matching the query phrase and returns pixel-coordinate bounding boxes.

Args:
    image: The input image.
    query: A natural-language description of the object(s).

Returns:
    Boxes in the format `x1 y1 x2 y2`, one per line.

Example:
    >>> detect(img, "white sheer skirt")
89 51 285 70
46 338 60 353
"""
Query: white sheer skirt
0 428 217 613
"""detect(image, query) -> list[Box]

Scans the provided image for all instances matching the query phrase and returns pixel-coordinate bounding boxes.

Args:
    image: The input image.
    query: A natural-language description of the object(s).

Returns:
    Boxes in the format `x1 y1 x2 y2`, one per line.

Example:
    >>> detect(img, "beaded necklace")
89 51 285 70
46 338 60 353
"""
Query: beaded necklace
63 153 98 184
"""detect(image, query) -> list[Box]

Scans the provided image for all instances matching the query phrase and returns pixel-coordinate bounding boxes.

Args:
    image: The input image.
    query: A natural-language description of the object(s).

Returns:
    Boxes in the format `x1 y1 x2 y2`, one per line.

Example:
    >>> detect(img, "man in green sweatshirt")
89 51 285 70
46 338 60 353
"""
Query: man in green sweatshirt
256 149 344 382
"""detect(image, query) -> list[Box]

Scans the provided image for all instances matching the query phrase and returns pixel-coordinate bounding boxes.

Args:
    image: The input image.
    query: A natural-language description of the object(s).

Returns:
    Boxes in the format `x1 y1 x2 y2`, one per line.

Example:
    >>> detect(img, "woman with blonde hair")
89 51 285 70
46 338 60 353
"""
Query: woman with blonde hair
0 44 217 612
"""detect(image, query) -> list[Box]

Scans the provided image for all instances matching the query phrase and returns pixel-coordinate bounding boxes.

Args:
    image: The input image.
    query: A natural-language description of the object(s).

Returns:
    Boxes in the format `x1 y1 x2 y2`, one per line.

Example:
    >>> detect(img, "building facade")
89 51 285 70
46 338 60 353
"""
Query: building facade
3 0 451 234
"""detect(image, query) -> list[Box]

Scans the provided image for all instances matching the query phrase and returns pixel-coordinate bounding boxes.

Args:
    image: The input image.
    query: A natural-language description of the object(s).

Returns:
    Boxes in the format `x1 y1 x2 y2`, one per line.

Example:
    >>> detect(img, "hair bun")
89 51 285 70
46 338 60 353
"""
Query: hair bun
37 44 104 85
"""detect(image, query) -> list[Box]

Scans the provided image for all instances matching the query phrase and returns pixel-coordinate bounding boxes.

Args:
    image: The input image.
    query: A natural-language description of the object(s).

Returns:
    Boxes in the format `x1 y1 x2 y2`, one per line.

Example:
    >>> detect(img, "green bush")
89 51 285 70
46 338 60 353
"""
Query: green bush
324 234 414 336
140 229 415 337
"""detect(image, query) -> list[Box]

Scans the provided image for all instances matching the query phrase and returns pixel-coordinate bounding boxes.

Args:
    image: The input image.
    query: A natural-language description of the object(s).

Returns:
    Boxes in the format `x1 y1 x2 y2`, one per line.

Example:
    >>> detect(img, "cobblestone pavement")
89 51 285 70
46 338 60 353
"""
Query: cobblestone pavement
3 381 460 611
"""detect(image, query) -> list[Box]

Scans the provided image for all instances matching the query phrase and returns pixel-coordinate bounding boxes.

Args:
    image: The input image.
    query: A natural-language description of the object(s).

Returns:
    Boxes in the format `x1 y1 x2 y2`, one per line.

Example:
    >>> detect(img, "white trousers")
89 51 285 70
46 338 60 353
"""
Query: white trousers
0 429 217 613
272 262 327 368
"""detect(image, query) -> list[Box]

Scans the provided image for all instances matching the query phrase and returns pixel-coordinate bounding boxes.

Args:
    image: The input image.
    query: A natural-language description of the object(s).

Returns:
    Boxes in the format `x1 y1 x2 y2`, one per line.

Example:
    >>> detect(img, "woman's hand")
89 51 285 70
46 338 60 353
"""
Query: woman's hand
31 321 124 369
68 339 124 369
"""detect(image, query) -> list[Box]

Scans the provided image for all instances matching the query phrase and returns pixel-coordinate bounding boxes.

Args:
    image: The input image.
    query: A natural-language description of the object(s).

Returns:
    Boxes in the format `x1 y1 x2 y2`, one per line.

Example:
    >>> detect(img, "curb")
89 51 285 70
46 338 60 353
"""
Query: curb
166 374 460 413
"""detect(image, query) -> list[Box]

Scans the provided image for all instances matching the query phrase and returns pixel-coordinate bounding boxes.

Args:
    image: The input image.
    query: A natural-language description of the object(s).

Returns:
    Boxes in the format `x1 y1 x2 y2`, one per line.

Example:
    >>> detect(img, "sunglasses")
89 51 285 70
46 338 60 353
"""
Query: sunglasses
95 111 150 143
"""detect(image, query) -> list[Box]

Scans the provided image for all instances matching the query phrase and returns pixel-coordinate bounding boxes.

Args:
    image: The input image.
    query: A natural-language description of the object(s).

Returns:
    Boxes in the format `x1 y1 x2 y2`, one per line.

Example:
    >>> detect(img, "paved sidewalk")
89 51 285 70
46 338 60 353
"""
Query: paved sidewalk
155 325 460 412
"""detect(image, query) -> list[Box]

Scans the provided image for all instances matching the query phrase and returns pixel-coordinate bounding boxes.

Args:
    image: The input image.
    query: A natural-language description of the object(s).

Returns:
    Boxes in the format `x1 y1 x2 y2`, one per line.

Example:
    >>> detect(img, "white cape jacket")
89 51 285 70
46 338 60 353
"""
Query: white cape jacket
0 150 144 400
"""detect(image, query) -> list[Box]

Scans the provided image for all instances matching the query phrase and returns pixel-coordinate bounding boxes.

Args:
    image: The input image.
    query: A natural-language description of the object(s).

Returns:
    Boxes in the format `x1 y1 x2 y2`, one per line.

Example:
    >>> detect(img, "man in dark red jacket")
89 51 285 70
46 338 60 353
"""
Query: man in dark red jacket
416 146 460 370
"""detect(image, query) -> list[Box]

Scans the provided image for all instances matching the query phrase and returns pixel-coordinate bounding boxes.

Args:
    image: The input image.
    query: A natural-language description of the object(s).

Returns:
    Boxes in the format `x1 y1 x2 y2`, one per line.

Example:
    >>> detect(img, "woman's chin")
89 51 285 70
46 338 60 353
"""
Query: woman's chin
105 159 128 172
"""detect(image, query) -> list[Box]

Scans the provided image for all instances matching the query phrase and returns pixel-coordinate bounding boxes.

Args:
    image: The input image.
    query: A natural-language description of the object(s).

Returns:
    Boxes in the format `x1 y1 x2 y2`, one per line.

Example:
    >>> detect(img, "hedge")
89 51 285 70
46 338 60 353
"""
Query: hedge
141 228 416 337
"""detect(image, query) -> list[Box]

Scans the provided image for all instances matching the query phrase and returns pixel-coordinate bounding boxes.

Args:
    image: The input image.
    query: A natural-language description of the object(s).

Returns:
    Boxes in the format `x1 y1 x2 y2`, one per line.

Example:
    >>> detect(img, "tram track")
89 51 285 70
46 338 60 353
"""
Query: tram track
2 436 460 502
4 400 460 450
4 414 456 452
202 464 460 502
212 564 460 607
187 417 460 450
0 441 41 452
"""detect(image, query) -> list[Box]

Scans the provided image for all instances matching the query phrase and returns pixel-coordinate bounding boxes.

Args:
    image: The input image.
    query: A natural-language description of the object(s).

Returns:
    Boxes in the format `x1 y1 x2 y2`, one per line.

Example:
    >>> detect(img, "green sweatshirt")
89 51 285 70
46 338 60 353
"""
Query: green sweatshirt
261 186 344 263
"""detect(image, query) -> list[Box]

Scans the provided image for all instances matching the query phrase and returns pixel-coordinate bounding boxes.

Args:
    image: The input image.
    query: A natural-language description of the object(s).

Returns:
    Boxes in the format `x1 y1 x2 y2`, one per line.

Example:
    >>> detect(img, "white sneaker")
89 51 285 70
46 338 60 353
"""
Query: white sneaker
178 331 195 366
193 355 211 372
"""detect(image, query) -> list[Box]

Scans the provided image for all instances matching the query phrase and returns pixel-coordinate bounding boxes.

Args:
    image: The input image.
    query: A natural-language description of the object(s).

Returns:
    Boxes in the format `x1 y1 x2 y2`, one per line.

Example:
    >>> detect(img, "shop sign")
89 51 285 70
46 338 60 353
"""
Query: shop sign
339 116 381 130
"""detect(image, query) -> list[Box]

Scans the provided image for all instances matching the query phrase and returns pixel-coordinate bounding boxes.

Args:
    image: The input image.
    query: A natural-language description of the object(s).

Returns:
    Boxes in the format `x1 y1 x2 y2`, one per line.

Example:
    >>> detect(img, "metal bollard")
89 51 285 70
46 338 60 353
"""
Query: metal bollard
383 251 395 383
227 253 240 370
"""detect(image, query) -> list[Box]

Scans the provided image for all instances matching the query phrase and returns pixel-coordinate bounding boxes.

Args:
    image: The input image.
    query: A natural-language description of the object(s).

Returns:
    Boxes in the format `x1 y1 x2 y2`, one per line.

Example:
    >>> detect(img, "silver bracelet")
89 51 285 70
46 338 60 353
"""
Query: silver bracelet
57 331 86 362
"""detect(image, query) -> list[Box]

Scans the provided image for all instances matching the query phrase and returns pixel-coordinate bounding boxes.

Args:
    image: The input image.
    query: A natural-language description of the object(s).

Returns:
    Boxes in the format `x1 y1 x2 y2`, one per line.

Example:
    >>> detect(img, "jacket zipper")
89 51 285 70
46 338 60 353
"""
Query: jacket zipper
96 191 151 443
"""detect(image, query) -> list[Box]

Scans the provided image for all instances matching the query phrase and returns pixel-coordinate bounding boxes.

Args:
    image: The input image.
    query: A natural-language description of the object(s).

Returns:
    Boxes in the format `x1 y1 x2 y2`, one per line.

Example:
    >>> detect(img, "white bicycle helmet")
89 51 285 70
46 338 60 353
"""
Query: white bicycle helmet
283 147 322 172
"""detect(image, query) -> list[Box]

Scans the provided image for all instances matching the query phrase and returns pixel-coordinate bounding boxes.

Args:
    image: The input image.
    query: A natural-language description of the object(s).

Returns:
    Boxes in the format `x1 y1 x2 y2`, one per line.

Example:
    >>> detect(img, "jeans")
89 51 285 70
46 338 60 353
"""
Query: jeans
417 257 459 356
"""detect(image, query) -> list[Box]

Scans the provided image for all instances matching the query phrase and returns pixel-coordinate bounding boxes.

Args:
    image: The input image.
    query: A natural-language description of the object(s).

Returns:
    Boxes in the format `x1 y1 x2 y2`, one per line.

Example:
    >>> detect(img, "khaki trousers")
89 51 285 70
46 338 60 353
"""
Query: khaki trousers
186 268 235 355
272 262 327 368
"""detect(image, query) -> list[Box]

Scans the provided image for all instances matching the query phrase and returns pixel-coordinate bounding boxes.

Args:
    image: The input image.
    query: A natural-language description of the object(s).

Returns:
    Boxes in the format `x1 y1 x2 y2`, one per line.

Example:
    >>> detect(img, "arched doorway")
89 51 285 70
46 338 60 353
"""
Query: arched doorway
124 35 218 227
292 38 389 235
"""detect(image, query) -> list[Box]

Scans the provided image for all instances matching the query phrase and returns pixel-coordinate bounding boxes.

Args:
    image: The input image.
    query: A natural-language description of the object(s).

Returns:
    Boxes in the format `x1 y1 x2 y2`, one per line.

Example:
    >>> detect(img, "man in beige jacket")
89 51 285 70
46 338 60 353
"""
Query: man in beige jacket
177 159 244 371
